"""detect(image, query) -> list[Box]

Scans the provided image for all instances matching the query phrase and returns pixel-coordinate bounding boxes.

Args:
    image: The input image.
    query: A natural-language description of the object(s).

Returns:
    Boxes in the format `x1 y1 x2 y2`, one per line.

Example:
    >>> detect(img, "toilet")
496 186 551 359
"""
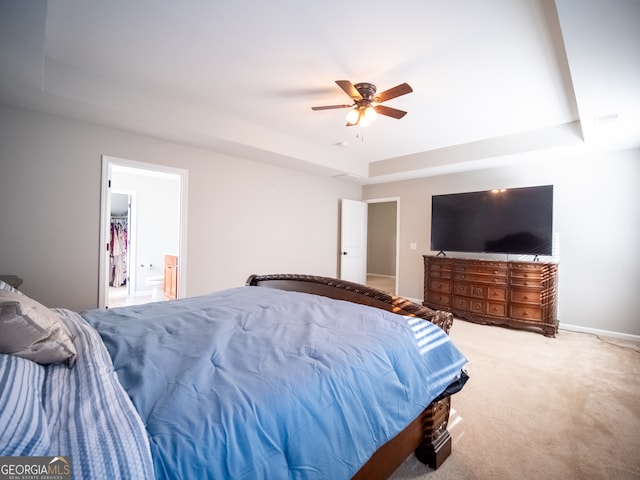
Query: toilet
145 275 164 300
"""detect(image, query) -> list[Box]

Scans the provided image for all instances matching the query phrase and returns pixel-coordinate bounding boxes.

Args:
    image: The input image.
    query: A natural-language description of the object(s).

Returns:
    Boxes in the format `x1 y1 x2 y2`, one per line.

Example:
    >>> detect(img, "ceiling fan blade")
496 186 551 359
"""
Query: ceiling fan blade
311 104 352 111
374 105 408 119
335 80 362 100
374 83 413 103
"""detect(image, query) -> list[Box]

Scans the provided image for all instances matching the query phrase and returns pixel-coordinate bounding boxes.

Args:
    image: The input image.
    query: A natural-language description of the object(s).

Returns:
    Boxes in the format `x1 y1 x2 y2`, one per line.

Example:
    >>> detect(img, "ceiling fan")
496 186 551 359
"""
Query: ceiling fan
311 80 413 126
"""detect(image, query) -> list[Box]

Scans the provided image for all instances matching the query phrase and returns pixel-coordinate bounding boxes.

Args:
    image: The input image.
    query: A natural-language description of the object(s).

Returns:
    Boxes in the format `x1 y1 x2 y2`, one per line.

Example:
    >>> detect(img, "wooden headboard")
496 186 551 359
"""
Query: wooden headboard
246 274 453 335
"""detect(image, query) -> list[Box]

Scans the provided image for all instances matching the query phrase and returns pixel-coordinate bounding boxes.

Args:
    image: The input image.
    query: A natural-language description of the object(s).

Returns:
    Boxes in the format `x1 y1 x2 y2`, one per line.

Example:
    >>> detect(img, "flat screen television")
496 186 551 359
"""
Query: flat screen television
430 185 553 256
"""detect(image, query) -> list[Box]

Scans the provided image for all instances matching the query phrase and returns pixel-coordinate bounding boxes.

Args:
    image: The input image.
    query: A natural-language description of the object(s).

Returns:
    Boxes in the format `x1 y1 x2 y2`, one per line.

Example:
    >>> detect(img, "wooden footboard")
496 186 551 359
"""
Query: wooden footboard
246 274 457 478
246 274 454 334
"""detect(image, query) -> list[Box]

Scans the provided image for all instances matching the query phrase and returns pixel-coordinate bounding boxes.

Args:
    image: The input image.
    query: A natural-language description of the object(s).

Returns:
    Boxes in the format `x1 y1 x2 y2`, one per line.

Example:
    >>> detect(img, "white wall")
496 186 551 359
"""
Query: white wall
0 104 361 311
364 148 640 337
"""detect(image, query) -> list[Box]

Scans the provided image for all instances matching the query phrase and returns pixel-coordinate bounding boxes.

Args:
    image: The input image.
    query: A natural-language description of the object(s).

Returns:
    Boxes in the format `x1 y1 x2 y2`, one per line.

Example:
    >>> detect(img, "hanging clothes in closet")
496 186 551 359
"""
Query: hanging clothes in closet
110 217 128 287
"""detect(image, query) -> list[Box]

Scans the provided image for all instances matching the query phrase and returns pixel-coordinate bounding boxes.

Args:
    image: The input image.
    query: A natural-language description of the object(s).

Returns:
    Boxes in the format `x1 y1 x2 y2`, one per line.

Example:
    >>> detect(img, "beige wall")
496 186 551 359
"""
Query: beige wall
367 202 397 276
0 104 361 311
364 148 640 337
2 102 638 337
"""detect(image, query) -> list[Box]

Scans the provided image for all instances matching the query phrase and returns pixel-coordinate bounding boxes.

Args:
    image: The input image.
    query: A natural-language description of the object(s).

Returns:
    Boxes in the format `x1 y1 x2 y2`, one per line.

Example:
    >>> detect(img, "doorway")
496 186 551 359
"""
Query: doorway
99 156 188 309
108 191 133 306
366 198 399 295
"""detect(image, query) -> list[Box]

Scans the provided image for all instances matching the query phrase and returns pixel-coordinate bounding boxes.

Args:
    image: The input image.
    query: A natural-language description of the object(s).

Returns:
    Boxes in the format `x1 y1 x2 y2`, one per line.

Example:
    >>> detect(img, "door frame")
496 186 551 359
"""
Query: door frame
98 155 188 308
365 197 400 294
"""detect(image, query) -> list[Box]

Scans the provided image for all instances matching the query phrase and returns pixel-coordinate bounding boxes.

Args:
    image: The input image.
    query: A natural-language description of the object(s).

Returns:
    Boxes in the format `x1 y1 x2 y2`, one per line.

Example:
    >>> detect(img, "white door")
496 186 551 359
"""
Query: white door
340 199 367 284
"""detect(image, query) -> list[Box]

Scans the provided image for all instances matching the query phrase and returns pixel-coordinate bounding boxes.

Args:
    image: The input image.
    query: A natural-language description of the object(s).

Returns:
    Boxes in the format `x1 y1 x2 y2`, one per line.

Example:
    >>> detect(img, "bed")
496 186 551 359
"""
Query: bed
0 274 467 479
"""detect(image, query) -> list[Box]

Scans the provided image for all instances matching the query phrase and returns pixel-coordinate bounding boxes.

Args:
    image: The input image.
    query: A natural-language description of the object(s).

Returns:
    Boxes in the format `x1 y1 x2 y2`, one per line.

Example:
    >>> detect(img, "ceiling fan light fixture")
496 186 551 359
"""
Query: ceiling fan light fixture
316 80 412 126
346 108 360 125
346 105 377 126
364 105 377 122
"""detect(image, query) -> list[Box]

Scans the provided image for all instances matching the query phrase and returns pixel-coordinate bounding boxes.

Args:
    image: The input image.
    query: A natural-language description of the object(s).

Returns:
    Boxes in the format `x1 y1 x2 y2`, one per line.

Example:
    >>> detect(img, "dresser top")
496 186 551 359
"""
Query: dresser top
423 255 557 267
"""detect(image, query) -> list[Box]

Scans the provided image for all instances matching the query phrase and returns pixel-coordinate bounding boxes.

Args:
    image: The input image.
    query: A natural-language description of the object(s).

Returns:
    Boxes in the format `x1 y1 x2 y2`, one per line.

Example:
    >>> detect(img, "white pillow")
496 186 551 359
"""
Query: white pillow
0 290 77 366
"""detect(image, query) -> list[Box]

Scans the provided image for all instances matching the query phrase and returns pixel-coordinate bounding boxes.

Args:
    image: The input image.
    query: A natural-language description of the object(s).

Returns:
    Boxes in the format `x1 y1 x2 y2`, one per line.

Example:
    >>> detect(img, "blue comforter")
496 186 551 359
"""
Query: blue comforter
83 286 466 479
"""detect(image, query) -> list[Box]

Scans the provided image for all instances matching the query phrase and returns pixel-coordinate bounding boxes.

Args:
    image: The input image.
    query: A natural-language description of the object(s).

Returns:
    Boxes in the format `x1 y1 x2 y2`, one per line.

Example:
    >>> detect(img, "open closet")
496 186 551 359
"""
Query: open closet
109 216 128 287
109 193 130 290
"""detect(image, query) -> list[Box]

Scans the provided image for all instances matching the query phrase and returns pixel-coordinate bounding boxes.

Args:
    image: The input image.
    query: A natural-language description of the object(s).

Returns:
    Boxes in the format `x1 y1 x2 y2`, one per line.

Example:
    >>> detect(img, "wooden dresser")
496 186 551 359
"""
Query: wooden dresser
423 255 558 337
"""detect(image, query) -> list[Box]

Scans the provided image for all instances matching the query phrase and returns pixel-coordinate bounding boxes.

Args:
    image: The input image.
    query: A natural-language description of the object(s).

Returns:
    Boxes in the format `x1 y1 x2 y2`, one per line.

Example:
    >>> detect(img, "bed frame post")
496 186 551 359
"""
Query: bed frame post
415 396 452 469
415 431 452 470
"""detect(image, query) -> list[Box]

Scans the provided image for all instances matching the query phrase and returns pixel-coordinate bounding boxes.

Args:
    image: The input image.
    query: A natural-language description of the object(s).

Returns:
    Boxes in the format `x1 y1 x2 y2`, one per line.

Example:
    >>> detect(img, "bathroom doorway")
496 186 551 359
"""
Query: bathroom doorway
366 198 399 295
99 156 188 309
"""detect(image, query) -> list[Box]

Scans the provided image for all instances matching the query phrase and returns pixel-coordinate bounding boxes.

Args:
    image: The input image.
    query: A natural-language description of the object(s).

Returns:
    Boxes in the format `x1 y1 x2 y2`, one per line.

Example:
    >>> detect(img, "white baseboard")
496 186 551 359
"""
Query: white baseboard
559 323 640 343
413 299 639 342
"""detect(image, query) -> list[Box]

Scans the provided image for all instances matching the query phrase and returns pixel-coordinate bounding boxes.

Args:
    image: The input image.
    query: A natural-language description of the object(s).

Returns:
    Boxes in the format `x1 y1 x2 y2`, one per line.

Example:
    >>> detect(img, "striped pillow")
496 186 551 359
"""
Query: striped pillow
0 353 51 455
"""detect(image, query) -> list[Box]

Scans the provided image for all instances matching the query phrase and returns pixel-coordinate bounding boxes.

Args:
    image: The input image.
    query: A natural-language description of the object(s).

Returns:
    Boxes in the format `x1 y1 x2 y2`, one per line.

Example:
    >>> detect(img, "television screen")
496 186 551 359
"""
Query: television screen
430 185 553 256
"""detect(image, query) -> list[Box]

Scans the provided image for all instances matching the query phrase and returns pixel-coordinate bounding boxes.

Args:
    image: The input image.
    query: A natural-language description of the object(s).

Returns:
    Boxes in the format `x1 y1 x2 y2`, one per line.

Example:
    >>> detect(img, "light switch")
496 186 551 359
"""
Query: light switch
409 242 417 250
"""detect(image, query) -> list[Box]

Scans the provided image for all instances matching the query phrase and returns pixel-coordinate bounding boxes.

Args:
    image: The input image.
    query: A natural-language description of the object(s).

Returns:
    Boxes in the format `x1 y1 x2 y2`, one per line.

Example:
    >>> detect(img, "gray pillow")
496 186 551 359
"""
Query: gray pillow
0 278 21 293
0 290 77 366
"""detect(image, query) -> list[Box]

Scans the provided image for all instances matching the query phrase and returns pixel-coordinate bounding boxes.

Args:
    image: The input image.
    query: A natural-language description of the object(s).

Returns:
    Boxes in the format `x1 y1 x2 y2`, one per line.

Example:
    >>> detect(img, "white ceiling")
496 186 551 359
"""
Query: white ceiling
1 0 639 183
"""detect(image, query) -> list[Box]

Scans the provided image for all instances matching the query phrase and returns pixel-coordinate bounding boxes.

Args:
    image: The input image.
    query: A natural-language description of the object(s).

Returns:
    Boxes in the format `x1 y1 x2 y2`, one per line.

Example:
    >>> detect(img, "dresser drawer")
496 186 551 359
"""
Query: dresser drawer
470 285 487 298
429 280 452 294
470 299 485 314
428 293 451 307
455 272 508 285
487 302 507 317
429 261 453 272
510 305 543 321
454 261 509 274
454 283 471 296
429 269 453 280
455 264 508 276
510 264 545 280
452 296 470 311
511 289 543 304
510 277 544 288
164 254 178 267
488 286 507 302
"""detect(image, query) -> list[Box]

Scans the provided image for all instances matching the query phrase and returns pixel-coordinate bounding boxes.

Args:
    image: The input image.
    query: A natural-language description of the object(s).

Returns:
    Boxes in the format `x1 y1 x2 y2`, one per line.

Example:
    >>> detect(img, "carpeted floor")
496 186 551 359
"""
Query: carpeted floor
390 319 640 480
366 274 396 295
